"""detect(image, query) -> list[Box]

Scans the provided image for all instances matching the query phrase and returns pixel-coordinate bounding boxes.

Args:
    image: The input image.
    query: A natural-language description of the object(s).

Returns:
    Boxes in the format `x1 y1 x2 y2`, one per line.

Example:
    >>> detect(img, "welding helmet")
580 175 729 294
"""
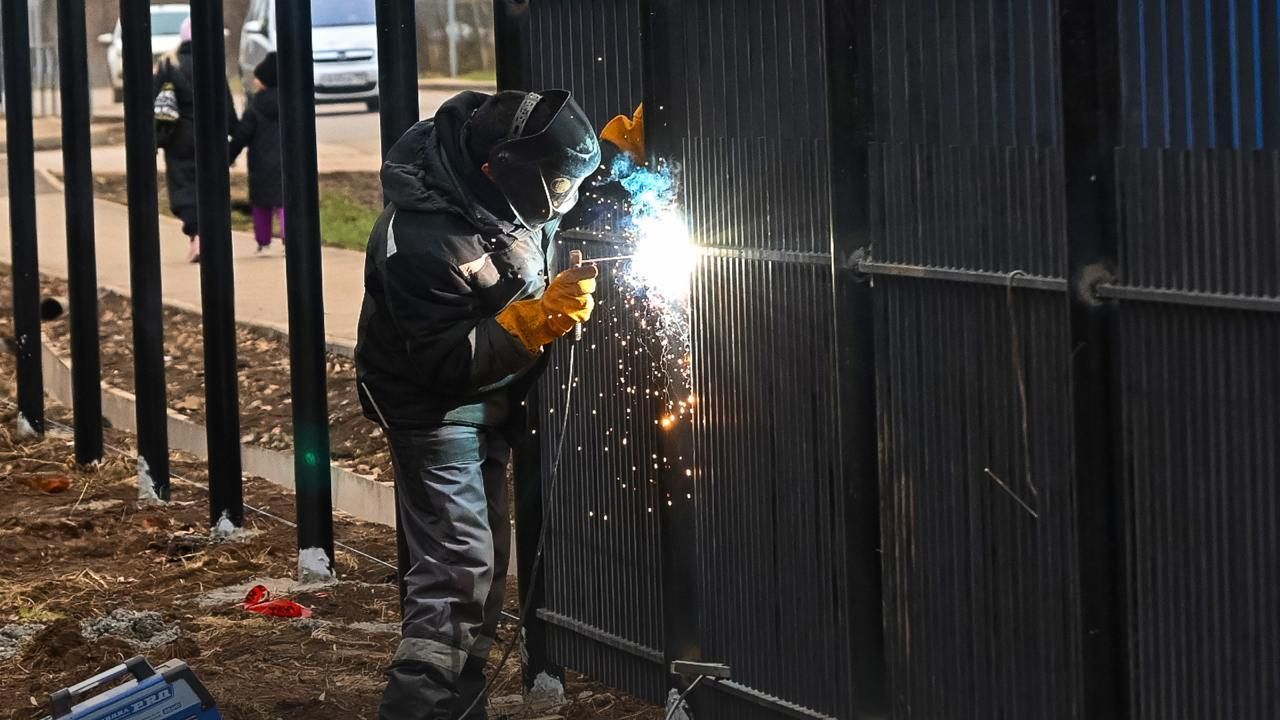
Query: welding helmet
487 90 601 229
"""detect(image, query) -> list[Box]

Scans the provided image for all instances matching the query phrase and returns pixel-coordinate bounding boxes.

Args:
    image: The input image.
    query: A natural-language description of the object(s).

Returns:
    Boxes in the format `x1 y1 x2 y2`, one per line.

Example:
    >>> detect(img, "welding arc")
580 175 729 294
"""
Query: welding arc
461 341 580 717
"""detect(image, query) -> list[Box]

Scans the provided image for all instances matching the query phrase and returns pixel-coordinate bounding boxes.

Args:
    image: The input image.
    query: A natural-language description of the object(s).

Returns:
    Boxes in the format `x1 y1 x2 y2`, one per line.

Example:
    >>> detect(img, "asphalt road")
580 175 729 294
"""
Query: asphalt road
310 89 459 161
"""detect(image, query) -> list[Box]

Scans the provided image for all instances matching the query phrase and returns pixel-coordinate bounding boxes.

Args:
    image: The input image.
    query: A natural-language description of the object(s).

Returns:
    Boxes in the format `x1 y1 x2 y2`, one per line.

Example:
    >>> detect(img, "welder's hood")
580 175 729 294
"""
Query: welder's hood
487 90 601 230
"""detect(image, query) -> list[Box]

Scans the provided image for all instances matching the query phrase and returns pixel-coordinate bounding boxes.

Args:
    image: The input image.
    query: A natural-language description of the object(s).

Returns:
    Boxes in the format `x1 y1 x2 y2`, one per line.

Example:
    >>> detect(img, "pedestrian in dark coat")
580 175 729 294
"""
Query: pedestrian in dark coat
230 52 284 253
153 17 239 263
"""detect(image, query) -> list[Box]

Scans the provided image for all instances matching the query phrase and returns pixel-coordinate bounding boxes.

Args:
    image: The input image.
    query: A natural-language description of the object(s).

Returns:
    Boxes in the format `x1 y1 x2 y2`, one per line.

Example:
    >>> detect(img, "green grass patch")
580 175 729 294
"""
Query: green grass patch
458 68 497 83
319 190 383 252
421 68 497 83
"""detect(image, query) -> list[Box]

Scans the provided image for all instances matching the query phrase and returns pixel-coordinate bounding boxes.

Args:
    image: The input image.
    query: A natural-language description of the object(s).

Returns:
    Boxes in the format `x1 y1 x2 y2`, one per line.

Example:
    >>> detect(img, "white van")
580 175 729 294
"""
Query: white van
239 0 381 112
99 4 191 103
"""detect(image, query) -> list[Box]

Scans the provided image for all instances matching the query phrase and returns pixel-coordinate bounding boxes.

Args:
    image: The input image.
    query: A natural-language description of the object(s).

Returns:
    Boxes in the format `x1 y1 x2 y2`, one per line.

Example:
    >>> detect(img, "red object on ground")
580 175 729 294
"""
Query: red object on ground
243 584 313 618
23 475 72 493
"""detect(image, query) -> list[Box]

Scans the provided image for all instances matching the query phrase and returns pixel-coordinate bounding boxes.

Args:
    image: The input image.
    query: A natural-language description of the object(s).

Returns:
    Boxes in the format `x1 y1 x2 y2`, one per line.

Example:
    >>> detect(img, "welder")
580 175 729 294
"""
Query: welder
355 89 601 719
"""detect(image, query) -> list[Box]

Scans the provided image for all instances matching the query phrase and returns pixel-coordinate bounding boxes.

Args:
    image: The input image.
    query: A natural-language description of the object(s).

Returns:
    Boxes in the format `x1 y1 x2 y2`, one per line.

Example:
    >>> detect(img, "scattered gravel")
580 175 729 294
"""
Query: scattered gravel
0 623 46 661
80 609 180 650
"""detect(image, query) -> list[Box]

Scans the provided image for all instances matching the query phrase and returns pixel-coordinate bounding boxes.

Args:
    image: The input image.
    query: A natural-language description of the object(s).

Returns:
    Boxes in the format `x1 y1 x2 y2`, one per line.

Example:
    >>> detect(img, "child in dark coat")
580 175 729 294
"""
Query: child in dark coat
230 53 284 253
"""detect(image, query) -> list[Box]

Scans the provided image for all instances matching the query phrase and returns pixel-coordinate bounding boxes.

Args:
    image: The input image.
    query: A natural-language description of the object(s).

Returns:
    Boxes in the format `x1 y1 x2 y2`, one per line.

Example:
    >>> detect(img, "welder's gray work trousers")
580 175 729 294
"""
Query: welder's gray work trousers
379 424 511 720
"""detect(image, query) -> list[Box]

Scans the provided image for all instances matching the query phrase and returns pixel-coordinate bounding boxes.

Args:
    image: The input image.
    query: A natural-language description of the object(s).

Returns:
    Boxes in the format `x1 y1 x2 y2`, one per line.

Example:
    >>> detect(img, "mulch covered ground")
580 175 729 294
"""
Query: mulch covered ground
0 274 662 720
36 274 391 480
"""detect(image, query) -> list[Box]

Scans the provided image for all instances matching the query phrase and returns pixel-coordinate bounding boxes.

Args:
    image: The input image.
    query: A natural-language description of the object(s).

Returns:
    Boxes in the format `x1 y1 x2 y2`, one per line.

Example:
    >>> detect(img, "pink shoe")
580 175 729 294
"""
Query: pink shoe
186 236 200 263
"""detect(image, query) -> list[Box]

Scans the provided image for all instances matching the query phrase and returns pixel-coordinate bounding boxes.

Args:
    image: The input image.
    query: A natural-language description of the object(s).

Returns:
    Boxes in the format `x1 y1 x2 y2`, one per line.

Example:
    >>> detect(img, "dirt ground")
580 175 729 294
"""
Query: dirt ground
0 294 661 720
34 273 391 480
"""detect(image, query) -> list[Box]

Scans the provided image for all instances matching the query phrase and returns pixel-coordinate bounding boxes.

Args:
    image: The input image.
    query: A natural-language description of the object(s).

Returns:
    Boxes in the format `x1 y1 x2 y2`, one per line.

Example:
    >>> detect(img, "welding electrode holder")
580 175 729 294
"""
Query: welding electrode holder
569 249 584 342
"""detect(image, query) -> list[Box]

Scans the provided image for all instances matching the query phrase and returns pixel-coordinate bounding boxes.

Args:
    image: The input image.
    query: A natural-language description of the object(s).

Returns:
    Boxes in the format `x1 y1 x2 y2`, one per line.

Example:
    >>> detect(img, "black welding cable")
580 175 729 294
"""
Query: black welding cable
460 341 579 718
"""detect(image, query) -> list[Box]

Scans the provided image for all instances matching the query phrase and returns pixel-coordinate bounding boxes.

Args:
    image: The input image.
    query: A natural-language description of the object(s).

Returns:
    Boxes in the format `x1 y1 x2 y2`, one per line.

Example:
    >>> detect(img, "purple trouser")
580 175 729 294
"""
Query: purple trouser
251 206 285 247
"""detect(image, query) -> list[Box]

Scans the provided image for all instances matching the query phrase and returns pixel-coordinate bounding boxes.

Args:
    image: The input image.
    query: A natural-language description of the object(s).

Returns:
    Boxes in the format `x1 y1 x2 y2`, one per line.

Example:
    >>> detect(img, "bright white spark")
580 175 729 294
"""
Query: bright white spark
627 208 697 306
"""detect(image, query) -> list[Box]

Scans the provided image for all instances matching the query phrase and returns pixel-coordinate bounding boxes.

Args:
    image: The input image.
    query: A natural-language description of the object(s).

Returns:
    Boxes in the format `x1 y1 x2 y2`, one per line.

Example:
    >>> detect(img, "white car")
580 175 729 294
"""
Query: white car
239 0 381 112
99 4 191 103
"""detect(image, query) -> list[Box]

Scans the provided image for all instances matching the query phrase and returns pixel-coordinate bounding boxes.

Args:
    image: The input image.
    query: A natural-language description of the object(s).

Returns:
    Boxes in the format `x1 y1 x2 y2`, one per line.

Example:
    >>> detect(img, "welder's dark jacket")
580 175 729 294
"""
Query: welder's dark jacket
356 93 557 432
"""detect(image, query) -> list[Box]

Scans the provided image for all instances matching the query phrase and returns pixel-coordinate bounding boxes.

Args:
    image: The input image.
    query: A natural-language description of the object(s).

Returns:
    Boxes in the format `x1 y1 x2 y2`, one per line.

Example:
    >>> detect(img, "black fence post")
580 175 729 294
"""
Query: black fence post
276 0 335 580
1059 0 1126 718
640 0 704 707
375 0 420 162
2 0 46 438
825 0 888 716
190 0 243 530
118 0 170 499
55 0 103 464
493 0 531 92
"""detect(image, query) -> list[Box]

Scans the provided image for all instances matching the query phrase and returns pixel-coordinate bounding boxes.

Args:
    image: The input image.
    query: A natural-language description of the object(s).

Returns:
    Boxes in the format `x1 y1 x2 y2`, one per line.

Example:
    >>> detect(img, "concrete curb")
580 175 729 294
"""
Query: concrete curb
33 166 358 359
40 340 395 527
0 121 122 154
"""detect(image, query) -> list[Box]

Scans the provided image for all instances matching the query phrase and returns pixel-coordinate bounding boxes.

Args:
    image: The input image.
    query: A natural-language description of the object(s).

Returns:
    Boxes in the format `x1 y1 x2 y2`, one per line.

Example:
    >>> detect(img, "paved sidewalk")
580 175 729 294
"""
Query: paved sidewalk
34 138 381 177
0 115 123 153
0 178 366 349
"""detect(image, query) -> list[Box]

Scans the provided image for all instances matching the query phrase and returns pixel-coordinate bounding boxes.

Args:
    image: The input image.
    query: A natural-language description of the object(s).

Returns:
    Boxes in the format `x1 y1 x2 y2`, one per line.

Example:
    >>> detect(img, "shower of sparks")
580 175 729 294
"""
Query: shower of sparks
552 154 707 522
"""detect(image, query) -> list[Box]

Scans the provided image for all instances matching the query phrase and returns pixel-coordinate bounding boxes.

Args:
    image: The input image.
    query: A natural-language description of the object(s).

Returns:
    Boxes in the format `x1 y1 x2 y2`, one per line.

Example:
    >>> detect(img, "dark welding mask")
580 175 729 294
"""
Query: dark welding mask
487 90 601 230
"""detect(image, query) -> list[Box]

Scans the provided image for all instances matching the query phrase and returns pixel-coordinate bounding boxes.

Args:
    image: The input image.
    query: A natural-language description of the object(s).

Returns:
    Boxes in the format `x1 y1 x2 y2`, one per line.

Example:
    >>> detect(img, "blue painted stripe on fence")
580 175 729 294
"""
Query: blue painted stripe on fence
1140 0 1151 145
1161 0 1172 146
1183 0 1196 145
1205 0 1218 146
1252 0 1263 147
1228 0 1242 147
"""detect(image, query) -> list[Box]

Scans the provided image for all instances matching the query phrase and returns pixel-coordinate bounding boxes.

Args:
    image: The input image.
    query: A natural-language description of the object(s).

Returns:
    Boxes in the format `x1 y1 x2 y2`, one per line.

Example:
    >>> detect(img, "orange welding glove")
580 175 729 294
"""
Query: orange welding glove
600 104 646 164
496 265 599 352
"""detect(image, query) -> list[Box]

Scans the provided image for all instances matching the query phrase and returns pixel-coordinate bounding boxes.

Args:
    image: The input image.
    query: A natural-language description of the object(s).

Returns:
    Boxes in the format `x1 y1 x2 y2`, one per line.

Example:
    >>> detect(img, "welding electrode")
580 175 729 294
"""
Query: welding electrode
569 249 585 342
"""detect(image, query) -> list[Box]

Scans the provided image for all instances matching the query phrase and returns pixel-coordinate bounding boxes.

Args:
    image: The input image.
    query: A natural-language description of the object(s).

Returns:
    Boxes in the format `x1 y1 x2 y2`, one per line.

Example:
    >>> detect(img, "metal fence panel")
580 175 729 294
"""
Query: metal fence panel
1115 306 1280 719
874 280 1081 719
506 1 1280 718
518 0 669 702
524 0 643 129
1115 4 1280 715
520 0 875 716
649 1 868 716
864 0 1087 717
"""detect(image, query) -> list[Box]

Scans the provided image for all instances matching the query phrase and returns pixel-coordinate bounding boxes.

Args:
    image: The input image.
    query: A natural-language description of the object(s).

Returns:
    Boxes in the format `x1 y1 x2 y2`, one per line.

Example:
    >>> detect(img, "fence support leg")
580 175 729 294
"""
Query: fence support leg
3 0 46 438
276 0 335 582
118 0 171 499
55 0 104 464
1059 1 1127 718
190 0 244 531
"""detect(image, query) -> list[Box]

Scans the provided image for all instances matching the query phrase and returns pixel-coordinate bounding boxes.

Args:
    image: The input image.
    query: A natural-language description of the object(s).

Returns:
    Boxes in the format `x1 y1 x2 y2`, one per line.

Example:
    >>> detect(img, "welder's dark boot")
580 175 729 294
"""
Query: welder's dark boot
379 660 459 720
451 656 490 720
